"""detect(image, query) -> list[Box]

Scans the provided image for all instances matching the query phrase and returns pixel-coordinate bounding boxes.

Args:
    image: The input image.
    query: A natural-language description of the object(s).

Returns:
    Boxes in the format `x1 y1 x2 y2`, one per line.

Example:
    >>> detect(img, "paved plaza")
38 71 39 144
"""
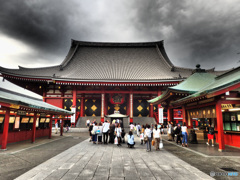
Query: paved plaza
15 136 213 180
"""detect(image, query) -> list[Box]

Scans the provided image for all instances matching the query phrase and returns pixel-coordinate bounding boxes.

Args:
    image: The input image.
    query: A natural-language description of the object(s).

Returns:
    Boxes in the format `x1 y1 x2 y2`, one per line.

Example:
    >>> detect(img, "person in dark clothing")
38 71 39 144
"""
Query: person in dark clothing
171 122 175 141
174 124 182 144
206 124 215 146
89 122 93 142
121 129 126 143
109 122 115 144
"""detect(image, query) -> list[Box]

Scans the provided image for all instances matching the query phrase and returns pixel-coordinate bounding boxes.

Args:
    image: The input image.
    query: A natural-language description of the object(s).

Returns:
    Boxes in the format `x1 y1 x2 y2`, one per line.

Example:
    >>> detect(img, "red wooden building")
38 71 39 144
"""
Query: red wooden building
149 65 240 151
0 87 72 149
0 40 224 125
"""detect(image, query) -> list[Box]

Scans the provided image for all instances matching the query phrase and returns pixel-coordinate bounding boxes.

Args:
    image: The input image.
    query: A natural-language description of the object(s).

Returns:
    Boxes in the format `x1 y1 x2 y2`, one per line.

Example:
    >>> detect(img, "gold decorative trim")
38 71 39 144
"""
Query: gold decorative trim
91 105 97 112
137 105 143 112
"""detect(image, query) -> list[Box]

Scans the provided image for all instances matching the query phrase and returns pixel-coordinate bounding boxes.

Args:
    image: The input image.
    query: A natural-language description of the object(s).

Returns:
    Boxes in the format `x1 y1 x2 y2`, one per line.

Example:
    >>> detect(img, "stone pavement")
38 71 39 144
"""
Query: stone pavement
16 137 214 180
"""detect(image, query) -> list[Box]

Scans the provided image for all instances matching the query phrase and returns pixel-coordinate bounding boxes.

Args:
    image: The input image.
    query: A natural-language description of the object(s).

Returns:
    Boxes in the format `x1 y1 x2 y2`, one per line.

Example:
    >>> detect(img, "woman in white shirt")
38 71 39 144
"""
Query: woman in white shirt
127 131 135 148
144 124 152 152
181 122 188 147
92 122 98 144
153 124 161 151
115 123 122 146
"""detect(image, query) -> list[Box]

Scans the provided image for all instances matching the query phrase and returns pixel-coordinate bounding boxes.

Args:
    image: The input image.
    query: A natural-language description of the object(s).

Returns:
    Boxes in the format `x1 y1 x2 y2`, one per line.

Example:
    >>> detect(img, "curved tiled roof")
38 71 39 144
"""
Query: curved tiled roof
0 87 72 115
0 40 224 82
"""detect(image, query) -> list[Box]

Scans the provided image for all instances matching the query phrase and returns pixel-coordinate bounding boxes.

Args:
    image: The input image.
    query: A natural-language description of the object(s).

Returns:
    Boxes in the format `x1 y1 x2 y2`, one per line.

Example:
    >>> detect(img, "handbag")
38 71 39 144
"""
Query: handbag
159 140 163 149
91 129 95 135
144 136 148 142
152 139 155 146
114 137 118 144
140 133 144 140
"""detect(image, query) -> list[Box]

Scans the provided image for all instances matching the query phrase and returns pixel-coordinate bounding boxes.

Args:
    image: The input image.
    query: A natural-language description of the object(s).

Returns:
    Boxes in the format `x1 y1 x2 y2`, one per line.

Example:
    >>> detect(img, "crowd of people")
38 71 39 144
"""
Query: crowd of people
87 119 164 152
87 119 215 150
167 121 189 147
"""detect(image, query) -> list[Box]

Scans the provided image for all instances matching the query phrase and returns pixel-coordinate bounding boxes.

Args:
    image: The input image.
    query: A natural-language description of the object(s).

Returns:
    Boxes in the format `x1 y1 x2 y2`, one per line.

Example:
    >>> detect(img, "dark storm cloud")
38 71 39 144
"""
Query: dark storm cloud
128 0 240 70
0 0 86 64
0 0 239 70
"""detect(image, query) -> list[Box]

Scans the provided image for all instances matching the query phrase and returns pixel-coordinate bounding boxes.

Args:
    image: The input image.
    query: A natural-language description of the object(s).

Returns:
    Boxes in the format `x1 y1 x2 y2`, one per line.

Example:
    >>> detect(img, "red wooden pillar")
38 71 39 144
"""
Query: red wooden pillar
129 93 133 123
216 101 225 151
126 96 130 116
31 112 37 143
80 94 85 117
60 119 63 136
167 108 172 122
104 94 108 116
1 108 10 150
189 117 193 128
101 93 105 122
72 87 77 108
72 88 77 126
49 115 53 139
157 90 162 123
43 90 47 102
149 94 153 117
182 106 187 125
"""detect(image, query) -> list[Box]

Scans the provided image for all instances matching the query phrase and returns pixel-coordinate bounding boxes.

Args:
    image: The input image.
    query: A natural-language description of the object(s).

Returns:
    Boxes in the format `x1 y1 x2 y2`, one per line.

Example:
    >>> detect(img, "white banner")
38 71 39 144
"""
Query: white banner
71 107 76 123
158 108 163 124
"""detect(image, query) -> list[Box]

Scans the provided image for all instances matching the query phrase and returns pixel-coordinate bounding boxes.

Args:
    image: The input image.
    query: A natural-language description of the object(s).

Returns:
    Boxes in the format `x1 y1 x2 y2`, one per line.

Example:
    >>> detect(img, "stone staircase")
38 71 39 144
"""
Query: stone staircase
123 117 156 133
133 117 156 126
76 116 156 130
76 116 102 128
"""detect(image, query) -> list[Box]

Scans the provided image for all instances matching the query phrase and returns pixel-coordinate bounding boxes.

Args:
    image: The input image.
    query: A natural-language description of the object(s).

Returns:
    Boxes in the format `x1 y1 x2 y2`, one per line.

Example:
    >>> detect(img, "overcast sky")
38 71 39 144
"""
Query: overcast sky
0 0 240 71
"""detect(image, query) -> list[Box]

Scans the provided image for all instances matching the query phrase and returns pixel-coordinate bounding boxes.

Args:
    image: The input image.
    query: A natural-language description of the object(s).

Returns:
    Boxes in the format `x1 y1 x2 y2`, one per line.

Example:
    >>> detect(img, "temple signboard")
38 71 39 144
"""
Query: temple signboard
221 104 233 109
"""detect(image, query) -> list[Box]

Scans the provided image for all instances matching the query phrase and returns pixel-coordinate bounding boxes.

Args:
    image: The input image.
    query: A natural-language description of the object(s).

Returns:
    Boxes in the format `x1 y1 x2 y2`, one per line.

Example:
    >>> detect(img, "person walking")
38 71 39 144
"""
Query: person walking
153 124 161 151
175 124 182 144
92 122 98 144
102 120 110 144
89 122 93 142
97 122 103 144
144 124 152 152
167 122 173 141
115 123 122 146
109 122 115 144
121 128 126 143
137 123 141 137
171 122 175 141
55 121 58 134
129 123 134 132
181 122 188 147
206 124 215 146
86 119 90 127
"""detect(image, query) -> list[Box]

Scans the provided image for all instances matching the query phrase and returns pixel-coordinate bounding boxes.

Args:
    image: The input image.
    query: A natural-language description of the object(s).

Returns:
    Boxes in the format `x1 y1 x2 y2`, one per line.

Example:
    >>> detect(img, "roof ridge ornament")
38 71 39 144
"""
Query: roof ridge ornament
192 64 206 74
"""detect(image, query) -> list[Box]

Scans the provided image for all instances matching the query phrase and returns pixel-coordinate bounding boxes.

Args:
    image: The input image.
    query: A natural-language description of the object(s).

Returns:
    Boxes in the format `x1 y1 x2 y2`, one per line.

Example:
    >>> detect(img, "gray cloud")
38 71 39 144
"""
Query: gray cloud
0 0 239 70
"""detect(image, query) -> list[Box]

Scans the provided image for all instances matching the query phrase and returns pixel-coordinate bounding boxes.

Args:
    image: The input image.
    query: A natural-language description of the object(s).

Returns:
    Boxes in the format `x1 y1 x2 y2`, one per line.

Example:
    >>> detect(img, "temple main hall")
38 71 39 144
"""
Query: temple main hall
0 40 224 126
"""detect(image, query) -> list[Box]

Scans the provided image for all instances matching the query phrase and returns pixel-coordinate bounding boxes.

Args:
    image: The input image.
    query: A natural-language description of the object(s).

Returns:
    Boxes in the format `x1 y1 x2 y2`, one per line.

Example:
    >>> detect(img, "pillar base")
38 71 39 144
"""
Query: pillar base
218 149 225 152
130 118 133 123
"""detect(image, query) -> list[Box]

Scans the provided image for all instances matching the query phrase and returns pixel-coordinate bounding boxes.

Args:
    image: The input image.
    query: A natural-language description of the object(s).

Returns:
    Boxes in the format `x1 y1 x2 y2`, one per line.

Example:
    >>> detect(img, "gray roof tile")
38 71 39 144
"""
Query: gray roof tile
0 40 225 82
